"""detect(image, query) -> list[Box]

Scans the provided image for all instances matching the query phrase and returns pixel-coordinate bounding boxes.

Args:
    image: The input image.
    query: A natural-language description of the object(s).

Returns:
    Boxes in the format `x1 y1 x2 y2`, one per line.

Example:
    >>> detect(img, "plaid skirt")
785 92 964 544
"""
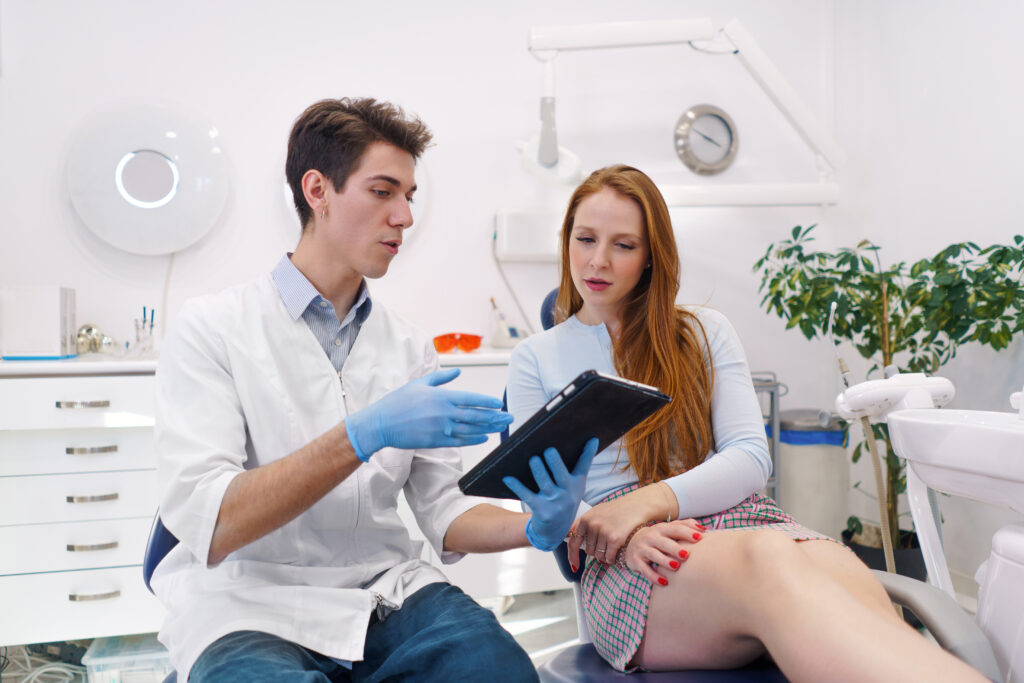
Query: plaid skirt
580 485 835 671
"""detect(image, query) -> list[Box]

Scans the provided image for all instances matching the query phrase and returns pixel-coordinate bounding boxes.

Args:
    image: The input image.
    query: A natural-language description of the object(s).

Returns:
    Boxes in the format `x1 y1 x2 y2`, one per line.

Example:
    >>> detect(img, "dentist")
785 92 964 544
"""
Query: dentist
152 98 594 682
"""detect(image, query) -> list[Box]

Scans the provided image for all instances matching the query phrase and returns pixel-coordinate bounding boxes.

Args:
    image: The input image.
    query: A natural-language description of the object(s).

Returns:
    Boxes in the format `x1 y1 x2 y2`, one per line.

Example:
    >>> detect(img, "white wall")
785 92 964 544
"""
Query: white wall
833 0 1024 586
1 0 1020 582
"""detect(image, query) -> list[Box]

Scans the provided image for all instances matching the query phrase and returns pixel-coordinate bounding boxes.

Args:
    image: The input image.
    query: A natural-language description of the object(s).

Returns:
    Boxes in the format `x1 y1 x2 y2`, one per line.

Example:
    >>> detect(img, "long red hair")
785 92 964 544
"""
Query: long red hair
554 165 713 483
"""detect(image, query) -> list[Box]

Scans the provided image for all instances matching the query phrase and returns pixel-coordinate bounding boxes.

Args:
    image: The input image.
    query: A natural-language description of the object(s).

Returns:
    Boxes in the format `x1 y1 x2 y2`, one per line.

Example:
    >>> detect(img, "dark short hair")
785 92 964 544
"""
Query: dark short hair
285 98 433 227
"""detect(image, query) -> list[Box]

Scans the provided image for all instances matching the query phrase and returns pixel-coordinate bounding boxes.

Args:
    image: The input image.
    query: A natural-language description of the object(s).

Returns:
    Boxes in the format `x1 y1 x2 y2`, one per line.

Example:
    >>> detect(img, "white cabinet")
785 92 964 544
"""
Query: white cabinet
0 350 562 648
0 361 164 647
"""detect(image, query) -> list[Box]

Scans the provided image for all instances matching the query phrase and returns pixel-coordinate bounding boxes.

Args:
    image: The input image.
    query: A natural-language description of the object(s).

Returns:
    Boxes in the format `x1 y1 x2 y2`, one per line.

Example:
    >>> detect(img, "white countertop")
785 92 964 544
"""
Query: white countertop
0 346 512 377
0 357 158 377
436 347 513 366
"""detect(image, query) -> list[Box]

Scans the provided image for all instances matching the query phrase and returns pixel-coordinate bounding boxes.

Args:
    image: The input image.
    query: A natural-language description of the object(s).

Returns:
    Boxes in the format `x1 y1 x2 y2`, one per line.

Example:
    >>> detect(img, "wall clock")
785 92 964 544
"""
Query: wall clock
674 104 738 175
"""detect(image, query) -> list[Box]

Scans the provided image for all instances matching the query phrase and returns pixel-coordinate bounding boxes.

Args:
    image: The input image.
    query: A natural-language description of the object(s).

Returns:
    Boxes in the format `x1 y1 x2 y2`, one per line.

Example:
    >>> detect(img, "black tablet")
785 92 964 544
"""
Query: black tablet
458 370 671 499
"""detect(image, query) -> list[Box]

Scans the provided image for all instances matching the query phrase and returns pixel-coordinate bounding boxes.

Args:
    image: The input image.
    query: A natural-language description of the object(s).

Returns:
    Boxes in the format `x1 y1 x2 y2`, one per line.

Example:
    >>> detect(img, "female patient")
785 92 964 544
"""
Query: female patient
505 165 985 682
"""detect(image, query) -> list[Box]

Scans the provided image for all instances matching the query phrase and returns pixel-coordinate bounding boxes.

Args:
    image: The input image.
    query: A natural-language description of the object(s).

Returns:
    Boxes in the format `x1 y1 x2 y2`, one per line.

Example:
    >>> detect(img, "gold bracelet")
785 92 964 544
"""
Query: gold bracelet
661 483 676 523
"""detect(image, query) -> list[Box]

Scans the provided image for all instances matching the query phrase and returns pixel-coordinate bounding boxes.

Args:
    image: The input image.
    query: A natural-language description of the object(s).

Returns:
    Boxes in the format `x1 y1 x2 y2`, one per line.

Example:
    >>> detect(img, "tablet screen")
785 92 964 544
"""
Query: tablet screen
458 370 671 499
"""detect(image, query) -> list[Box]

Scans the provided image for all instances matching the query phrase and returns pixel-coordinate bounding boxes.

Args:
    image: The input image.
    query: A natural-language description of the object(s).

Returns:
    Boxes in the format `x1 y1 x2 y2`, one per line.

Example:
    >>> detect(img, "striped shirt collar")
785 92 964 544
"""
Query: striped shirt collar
271 253 371 324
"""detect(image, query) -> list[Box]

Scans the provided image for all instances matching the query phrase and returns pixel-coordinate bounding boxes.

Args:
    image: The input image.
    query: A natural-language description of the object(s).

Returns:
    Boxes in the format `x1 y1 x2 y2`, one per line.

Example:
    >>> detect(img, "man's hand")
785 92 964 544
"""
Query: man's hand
344 368 513 462
503 438 599 551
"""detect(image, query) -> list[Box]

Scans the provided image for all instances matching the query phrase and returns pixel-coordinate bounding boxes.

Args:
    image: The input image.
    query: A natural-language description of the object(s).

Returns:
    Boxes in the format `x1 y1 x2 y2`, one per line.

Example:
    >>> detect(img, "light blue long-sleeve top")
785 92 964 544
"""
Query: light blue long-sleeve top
506 307 771 516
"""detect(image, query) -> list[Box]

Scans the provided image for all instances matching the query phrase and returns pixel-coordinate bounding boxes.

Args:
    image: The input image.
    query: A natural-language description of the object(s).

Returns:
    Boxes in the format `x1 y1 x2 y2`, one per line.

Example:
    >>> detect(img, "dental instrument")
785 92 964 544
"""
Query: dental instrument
827 301 902 582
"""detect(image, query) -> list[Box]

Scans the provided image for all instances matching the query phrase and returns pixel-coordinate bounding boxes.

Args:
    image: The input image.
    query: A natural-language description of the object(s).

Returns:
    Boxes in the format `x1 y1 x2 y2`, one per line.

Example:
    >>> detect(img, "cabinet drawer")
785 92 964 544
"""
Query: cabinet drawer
0 427 154 476
0 470 157 525
0 566 164 647
0 517 152 576
0 375 155 431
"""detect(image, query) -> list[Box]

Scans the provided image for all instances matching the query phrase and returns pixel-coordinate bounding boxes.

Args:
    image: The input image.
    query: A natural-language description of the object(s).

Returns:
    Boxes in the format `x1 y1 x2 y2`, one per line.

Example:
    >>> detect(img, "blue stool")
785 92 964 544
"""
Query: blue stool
142 514 179 683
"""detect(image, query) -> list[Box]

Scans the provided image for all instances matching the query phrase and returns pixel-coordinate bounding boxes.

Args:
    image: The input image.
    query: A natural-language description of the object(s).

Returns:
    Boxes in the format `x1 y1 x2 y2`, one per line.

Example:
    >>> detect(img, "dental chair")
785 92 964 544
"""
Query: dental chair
141 292 1002 683
529 289 1003 682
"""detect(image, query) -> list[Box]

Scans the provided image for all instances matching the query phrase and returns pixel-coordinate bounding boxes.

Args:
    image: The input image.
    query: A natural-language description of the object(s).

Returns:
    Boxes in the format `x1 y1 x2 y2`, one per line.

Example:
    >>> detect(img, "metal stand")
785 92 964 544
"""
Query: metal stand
752 371 783 501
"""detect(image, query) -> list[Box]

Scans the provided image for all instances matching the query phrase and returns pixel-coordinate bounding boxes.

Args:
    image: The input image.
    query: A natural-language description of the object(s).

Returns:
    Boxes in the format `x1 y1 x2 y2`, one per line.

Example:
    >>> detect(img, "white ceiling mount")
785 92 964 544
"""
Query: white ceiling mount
529 19 715 53
521 18 844 208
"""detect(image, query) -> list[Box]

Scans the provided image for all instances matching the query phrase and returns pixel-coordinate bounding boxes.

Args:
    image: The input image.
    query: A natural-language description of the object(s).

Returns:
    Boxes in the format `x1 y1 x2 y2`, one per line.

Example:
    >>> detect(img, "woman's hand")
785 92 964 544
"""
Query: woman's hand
565 482 681 571
621 520 704 586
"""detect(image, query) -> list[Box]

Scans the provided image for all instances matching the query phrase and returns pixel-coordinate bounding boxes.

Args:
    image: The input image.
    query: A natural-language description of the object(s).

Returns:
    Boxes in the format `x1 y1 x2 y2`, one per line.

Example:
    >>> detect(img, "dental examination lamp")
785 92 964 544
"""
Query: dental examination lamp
523 19 845 206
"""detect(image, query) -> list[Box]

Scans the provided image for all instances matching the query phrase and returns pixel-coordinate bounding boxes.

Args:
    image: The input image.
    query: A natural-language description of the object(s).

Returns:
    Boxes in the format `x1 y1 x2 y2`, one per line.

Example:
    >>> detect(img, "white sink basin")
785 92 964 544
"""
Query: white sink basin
888 409 1024 514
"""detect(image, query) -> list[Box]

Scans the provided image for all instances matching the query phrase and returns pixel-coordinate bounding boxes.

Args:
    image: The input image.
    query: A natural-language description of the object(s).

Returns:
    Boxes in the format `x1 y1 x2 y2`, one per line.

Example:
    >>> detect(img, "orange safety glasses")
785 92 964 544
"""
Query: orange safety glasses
433 333 482 353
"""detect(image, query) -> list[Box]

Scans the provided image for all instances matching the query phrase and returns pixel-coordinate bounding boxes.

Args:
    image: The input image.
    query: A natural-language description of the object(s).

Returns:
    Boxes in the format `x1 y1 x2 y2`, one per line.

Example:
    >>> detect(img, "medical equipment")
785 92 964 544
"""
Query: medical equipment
126 307 157 357
836 372 1023 682
827 300 915 579
66 104 228 256
432 332 482 353
520 18 843 208
0 285 77 360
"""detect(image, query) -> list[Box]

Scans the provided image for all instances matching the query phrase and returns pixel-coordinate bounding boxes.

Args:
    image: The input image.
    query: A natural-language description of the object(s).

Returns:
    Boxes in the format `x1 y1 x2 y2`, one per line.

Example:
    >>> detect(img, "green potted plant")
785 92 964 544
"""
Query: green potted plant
752 226 1024 555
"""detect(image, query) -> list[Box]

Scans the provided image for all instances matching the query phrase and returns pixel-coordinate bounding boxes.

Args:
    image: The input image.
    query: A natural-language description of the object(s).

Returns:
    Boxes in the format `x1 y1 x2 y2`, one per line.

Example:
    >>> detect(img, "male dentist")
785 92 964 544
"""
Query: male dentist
153 98 595 682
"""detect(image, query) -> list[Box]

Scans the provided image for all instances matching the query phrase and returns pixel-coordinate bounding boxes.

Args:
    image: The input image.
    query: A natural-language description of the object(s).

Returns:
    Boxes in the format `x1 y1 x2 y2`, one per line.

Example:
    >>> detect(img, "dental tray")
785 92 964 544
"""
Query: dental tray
458 370 671 499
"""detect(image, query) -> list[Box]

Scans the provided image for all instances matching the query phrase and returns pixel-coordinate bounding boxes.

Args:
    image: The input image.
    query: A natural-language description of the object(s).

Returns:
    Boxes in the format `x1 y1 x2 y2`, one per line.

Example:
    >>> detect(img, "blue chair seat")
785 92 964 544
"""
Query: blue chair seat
538 644 787 682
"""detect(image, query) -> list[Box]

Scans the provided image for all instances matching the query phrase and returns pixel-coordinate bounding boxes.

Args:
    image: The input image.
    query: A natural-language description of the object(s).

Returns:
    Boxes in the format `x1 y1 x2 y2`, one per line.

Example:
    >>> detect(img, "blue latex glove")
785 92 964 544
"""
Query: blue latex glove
503 438 599 551
345 368 513 462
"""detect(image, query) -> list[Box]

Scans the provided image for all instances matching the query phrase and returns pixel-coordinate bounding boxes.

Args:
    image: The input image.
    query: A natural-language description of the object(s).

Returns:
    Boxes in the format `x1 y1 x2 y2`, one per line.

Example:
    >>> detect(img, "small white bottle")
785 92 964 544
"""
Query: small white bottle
489 297 522 348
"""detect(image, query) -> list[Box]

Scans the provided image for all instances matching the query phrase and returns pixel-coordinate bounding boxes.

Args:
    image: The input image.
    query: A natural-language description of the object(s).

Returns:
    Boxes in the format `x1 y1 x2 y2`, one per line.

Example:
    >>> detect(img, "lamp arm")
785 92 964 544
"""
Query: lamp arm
722 19 846 171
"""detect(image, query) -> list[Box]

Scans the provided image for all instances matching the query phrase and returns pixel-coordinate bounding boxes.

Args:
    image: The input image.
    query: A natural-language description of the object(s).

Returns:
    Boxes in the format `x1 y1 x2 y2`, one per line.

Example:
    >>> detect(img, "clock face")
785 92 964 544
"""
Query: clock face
674 105 738 175
689 114 732 164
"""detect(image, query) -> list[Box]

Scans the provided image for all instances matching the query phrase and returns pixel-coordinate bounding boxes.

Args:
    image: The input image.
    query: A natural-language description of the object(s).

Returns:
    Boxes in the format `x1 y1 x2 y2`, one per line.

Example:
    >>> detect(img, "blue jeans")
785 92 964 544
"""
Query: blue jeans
189 582 538 682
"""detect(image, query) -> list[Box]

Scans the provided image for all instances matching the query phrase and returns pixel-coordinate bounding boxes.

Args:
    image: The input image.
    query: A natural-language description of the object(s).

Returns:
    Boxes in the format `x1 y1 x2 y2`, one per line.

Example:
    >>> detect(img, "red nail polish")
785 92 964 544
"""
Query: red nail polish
658 577 668 586
669 560 680 569
696 523 707 531
693 532 703 541
679 549 689 559
571 564 578 572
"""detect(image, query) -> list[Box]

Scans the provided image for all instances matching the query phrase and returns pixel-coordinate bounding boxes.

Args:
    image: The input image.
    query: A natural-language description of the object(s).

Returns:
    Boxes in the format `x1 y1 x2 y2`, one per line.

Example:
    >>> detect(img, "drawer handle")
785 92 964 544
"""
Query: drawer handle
65 445 119 455
66 541 119 552
68 590 121 602
55 400 111 409
66 493 119 504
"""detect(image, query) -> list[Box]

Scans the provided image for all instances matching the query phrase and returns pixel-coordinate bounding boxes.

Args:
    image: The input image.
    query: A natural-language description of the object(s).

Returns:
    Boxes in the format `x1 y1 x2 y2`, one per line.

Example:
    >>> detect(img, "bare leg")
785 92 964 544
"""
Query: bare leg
632 530 986 683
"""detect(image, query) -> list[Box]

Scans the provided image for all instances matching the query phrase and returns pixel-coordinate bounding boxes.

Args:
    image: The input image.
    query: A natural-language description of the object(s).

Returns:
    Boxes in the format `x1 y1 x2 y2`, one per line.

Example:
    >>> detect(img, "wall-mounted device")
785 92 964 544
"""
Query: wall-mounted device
521 18 844 208
0 286 77 360
66 104 228 256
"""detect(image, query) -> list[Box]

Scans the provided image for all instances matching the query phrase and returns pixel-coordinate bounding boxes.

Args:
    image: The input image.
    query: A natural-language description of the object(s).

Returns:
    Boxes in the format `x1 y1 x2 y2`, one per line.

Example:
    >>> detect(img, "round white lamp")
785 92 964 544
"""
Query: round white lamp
67 104 228 256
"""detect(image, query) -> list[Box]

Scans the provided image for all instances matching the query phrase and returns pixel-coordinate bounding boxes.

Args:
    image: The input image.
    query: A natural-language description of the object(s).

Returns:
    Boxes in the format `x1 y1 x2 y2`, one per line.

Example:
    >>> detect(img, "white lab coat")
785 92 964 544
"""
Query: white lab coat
152 273 485 679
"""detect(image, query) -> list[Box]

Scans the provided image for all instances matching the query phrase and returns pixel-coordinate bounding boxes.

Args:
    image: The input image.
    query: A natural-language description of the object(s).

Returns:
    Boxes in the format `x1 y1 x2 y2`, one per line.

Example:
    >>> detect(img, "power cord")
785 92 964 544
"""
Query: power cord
491 227 537 336
0 646 84 683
